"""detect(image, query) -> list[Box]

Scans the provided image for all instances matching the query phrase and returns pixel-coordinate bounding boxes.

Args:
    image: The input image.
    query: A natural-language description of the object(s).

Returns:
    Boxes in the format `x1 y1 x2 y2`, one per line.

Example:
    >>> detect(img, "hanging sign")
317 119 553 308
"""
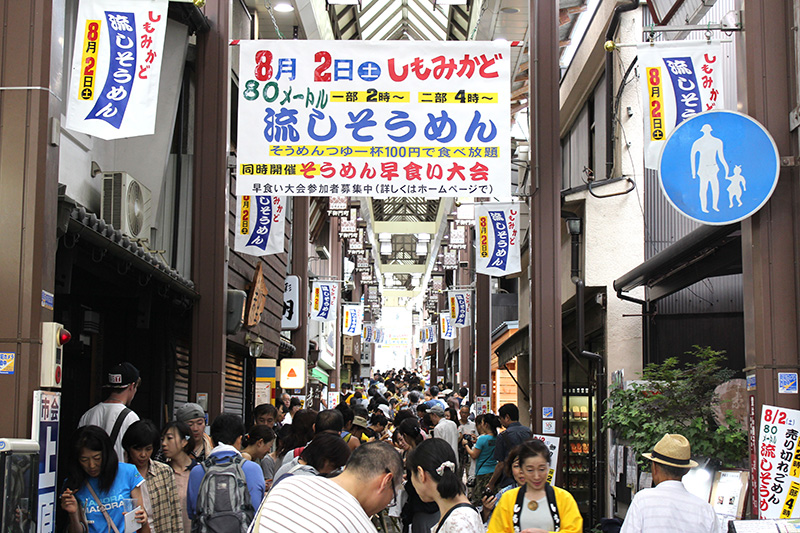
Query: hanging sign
637 40 726 169
279 358 307 389
282 275 300 330
342 304 364 336
235 40 511 197
432 277 444 292
426 325 437 344
449 224 466 250
756 404 800 518
475 202 521 276
235 195 286 256
448 290 471 328
367 284 379 303
328 196 349 217
443 250 458 270
440 315 455 340
65 0 169 140
310 281 338 322
362 324 374 343
532 434 560 485
355 256 370 273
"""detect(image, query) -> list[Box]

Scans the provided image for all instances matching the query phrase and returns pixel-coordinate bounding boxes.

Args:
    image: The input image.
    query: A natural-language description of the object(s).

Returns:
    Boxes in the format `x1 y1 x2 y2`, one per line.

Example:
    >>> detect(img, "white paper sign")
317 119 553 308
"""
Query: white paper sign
475 202 521 276
757 404 800 518
234 196 286 256
235 40 511 197
66 0 169 139
532 434 560 485
310 281 338 322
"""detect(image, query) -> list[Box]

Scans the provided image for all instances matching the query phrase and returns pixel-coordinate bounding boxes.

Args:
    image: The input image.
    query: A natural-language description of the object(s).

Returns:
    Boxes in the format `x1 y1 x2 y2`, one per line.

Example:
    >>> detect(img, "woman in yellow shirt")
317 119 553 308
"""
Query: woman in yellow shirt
487 439 582 533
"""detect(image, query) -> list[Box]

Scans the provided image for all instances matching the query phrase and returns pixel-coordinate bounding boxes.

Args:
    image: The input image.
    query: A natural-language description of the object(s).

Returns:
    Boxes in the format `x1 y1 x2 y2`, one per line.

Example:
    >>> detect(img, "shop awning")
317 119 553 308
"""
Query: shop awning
496 324 529 368
310 366 329 385
613 223 741 303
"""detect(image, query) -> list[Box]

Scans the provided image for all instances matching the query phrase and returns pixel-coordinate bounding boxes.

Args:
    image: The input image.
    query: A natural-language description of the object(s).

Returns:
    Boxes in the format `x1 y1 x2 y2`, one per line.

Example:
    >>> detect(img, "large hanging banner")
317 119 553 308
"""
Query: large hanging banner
475 202 521 276
448 290 472 328
310 281 338 322
757 404 800 518
66 0 168 139
236 40 511 197
440 315 455 340
234 195 286 256
342 304 363 336
637 41 725 169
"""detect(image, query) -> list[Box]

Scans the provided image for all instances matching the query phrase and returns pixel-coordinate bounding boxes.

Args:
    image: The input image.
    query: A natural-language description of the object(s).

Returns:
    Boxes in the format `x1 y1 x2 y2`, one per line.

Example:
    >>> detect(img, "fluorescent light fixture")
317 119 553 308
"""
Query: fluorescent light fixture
274 2 294 12
379 233 392 242
416 241 428 256
380 241 392 255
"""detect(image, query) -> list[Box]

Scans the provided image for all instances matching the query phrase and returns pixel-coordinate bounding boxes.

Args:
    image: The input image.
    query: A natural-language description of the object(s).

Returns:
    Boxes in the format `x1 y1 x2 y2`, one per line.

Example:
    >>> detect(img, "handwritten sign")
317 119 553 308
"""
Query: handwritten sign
757 405 800 518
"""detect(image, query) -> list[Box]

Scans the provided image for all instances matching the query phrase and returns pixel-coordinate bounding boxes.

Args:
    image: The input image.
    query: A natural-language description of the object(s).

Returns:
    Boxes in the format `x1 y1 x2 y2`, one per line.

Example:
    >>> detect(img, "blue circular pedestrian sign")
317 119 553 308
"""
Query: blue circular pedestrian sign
658 110 780 225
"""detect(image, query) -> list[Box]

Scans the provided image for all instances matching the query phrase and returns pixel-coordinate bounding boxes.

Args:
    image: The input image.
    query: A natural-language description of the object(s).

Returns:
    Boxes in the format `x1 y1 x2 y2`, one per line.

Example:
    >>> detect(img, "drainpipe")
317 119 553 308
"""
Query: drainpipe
606 0 640 180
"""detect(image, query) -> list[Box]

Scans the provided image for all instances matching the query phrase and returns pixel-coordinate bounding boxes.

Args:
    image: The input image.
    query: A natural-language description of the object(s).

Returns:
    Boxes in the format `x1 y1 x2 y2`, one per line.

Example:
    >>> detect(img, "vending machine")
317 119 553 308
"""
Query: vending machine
0 439 39 533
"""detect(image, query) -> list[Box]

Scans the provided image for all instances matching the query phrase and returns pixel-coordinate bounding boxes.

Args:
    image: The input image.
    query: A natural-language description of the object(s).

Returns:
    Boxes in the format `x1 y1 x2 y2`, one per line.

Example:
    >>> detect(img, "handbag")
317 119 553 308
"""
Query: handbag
84 482 122 533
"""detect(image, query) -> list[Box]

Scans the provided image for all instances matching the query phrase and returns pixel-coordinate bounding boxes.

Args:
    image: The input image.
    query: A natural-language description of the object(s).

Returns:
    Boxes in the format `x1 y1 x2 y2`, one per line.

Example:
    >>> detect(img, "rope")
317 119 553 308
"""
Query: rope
264 0 284 39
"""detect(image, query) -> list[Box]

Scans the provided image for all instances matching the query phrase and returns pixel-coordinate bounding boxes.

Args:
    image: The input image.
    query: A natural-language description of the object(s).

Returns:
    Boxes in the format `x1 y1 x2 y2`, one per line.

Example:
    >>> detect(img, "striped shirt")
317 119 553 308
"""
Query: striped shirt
620 480 719 533
249 475 377 533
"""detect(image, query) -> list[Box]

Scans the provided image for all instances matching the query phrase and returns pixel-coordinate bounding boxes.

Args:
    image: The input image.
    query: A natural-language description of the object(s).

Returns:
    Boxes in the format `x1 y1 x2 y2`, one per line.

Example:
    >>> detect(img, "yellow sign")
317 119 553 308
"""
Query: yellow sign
240 196 250 234
330 90 410 103
79 20 101 101
646 67 665 141
478 216 489 258
782 480 800 518
279 358 306 389
418 91 498 104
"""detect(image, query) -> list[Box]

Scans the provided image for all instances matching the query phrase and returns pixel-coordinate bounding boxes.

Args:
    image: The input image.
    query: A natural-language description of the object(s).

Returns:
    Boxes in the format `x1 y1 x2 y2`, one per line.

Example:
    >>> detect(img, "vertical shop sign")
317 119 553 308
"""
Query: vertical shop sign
757 404 800 518
66 0 169 139
235 196 286 256
448 290 471 328
310 281 338 322
342 304 364 336
440 315 455 340
235 40 510 197
637 41 725 169
475 202 521 276
32 391 61 533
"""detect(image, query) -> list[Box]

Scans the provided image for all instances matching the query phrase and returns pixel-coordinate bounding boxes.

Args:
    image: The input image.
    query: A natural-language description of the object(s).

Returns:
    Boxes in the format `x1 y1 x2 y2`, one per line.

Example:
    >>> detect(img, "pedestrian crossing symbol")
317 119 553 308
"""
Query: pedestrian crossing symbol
779 373 798 394
658 110 780 225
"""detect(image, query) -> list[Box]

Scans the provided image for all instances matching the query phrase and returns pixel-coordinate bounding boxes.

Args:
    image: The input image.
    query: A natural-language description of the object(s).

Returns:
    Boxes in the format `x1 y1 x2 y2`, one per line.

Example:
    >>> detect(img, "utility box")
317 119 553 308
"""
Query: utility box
40 323 70 389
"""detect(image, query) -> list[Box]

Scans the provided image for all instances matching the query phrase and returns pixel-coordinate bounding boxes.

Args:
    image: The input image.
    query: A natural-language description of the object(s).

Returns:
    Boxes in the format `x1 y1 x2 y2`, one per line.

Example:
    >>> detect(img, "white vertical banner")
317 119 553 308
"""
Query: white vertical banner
475 202 521 276
637 41 726 169
310 281 338 322
363 324 374 343
448 290 472 328
342 304 364 336
426 325 437 344
66 0 169 139
440 315 456 339
234 196 286 256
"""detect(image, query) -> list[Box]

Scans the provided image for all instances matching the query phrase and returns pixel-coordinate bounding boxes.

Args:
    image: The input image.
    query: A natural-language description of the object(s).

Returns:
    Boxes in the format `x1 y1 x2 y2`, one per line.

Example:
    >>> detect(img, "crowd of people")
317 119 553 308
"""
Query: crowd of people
58 363 718 533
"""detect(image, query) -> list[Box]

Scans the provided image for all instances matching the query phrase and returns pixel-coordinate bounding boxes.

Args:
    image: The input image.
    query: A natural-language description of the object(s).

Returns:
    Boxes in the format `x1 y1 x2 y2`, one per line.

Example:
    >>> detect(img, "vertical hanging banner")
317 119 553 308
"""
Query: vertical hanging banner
66 0 168 140
310 281 338 322
756 404 800 518
637 41 725 169
342 304 364 336
448 290 472 328
235 195 286 256
363 324 374 343
475 202 521 276
440 315 455 340
235 40 510 197
426 325 437 344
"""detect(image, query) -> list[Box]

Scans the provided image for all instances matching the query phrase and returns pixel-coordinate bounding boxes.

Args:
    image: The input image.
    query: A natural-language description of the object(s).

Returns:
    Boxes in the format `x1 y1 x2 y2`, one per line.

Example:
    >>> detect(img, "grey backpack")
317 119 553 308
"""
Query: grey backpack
192 455 255 533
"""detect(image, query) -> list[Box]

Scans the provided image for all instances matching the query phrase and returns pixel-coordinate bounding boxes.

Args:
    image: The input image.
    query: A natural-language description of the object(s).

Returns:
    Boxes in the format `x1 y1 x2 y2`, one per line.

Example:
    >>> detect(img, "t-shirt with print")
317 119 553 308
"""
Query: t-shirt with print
432 505 483 533
75 462 144 533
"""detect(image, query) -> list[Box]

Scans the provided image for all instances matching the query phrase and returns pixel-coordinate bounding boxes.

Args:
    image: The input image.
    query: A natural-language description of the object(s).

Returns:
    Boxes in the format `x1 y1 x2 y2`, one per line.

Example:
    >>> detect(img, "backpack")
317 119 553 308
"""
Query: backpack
192 455 255 533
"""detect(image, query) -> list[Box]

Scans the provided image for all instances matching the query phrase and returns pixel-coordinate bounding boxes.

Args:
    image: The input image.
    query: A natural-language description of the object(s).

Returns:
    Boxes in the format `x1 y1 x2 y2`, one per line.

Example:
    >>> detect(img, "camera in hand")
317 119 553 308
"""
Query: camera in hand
483 487 495 498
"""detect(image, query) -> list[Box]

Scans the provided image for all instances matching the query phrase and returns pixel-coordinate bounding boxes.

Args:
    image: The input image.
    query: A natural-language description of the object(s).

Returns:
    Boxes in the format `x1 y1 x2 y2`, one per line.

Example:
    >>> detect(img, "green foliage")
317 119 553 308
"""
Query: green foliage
603 346 747 469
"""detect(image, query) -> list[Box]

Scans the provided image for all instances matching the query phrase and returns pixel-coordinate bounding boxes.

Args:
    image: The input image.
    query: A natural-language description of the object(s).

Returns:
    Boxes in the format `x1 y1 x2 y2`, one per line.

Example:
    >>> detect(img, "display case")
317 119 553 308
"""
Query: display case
562 386 597 522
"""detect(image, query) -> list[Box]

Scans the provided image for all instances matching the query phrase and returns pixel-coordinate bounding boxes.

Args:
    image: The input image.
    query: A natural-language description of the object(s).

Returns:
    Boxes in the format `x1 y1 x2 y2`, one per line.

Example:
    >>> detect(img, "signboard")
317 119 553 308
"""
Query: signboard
255 359 277 404
310 281 339 322
236 40 511 197
756 404 800 518
448 290 471 328
245 263 268 327
328 196 348 216
281 275 300 330
339 218 358 238
0 352 15 374
475 202 521 276
235 195 286 256
440 315 455 340
532 434 560 484
255 381 272 407
449 224 466 250
342 304 364 336
638 41 726 169
780 373 798 394
659 110 780 225
474 396 490 414
65 0 169 140
41 290 54 311
32 391 60 533
279 358 307 389
710 470 749 524
327 392 339 409
443 250 458 270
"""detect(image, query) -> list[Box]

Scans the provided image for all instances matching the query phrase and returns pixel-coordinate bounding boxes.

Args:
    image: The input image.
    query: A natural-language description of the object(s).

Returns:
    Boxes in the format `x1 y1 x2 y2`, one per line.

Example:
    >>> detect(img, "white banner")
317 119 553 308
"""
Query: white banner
234 196 286 256
66 0 168 139
310 281 338 322
440 315 455 339
448 290 472 328
757 404 800 518
637 41 726 169
374 328 385 345
342 304 363 336
475 202 521 276
235 40 510 197
426 325 437 344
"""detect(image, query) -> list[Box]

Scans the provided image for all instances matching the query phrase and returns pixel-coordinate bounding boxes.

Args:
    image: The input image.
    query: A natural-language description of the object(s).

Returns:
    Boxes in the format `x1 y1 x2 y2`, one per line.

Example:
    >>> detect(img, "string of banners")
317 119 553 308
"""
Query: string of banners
637 40 726 170
448 290 472 328
310 281 339 322
440 315 456 340
342 304 363 337
475 202 521 276
235 40 511 198
66 0 169 140
234 196 287 256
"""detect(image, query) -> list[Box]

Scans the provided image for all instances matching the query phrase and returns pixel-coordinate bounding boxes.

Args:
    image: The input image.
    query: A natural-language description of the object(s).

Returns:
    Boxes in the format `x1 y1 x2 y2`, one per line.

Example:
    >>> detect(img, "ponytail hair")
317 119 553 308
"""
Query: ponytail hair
407 438 465 499
476 413 501 436
242 424 275 448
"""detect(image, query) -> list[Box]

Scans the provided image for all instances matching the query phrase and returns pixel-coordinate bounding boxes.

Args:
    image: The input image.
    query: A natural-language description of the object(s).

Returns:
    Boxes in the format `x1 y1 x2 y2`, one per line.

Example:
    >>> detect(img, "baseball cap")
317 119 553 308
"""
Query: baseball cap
352 415 368 428
426 405 445 416
176 402 206 422
103 362 140 388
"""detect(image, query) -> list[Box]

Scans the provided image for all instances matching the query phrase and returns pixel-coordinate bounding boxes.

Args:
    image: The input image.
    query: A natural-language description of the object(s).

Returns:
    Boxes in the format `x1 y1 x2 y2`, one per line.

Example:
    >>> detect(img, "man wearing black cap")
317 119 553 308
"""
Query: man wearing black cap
78 362 141 461
620 433 718 533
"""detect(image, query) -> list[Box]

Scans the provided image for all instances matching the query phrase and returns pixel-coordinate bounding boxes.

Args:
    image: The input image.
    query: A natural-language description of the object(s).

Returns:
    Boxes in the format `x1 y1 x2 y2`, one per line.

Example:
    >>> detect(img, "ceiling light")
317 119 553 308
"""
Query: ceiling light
273 2 294 12
494 37 508 43
415 241 428 256
500 7 519 14
380 241 392 255
379 233 392 242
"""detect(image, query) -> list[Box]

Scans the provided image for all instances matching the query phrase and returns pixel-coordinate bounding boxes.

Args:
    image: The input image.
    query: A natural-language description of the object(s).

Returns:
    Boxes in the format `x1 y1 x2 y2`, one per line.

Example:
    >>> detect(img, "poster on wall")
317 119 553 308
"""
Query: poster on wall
637 40 726 169
65 0 169 139
234 196 286 256
756 404 800 518
474 202 521 276
236 40 511 197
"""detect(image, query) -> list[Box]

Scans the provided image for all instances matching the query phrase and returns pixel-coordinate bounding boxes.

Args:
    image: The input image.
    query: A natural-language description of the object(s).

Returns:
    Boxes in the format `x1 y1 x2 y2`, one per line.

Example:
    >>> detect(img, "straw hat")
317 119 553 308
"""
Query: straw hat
642 433 698 468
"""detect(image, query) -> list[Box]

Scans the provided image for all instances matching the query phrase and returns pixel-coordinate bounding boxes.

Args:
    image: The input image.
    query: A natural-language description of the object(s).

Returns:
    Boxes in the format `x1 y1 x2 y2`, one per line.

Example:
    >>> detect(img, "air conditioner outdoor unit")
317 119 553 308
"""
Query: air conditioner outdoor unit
101 172 152 240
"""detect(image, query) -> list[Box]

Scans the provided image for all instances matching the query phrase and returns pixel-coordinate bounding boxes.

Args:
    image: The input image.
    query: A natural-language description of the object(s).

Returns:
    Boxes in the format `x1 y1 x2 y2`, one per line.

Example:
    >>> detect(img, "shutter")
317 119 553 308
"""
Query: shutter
173 344 190 415
224 352 245 416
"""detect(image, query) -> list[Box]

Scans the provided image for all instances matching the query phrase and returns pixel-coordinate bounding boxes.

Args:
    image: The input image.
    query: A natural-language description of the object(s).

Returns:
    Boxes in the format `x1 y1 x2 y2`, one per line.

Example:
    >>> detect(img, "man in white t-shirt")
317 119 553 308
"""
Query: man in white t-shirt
250 441 403 533
78 362 141 461
457 404 478 479
428 405 459 467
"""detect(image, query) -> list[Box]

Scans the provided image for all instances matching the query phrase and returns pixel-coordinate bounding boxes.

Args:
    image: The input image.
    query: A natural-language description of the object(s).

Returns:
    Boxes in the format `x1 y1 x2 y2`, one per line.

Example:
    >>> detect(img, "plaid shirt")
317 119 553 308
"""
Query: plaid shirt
146 459 184 533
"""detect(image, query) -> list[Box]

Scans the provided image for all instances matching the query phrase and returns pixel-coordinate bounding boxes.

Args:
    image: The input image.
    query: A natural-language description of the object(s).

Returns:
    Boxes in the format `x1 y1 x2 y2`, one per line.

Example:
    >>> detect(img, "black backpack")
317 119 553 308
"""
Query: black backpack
192 455 255 533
